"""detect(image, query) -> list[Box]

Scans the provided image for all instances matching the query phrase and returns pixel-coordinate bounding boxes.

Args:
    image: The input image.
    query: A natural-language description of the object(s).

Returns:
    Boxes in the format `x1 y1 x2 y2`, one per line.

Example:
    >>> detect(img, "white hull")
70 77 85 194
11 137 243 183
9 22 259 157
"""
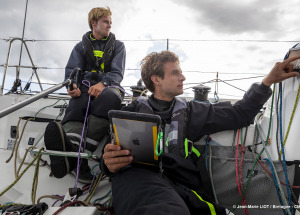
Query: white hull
0 90 299 215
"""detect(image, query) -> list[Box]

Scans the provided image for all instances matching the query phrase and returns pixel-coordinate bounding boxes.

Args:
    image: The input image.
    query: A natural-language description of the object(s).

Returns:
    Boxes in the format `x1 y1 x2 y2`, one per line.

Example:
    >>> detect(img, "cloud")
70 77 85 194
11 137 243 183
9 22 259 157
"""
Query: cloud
171 0 281 35
1 0 299 98
0 0 137 91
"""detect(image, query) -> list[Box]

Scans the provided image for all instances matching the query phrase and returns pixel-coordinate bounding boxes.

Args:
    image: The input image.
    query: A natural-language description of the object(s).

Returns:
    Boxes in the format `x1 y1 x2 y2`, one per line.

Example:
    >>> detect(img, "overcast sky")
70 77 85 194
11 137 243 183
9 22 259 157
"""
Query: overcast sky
0 0 299 99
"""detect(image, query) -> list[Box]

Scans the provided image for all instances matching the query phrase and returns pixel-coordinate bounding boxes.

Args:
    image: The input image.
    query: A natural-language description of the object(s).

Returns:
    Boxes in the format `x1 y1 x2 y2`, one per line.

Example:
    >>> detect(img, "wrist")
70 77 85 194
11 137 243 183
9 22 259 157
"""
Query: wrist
262 77 272 87
101 80 109 87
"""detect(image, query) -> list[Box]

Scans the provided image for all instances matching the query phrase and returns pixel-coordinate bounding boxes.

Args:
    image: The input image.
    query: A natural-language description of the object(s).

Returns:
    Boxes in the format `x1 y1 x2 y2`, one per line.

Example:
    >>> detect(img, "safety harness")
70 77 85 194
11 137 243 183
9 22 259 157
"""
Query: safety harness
82 31 116 74
136 96 200 158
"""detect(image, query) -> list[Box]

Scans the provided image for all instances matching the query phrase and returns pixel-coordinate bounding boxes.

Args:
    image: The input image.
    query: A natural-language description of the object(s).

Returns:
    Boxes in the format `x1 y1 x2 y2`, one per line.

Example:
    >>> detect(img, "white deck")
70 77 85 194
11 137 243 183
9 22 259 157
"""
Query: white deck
0 149 111 214
0 92 300 214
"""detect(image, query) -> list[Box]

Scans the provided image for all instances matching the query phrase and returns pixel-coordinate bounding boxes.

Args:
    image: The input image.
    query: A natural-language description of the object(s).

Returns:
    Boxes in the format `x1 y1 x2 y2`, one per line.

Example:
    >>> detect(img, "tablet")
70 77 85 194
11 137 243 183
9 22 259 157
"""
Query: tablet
108 110 162 166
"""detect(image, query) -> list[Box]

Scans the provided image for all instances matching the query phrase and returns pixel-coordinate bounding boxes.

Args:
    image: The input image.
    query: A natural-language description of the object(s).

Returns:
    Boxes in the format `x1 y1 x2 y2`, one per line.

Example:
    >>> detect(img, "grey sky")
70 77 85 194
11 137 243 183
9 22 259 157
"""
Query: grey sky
0 0 299 98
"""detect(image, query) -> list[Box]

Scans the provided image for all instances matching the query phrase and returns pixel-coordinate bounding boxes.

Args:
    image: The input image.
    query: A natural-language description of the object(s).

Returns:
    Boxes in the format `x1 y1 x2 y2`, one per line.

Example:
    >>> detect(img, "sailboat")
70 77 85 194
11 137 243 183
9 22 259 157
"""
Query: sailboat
0 2 299 215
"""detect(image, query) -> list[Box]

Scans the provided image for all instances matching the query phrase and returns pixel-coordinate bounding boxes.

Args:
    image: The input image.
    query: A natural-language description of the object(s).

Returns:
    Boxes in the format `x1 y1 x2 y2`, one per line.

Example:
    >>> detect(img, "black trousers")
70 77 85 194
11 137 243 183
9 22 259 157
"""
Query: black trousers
62 86 123 124
112 167 191 215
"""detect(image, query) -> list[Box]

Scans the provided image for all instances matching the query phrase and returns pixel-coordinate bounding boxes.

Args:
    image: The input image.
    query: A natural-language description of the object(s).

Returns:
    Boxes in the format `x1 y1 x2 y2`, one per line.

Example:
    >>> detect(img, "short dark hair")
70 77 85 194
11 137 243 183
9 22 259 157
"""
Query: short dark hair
140 51 179 92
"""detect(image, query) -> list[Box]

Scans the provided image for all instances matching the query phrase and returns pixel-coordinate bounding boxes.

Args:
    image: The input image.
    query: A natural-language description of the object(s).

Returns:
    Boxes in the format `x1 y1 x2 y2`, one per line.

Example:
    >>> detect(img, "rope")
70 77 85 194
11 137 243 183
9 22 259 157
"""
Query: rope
255 122 292 215
239 149 249 214
275 88 282 161
37 195 62 204
31 152 42 204
0 148 44 198
84 173 104 205
239 128 248 215
279 82 293 213
73 80 91 188
73 82 130 187
94 203 114 215
81 165 102 199
34 99 67 120
254 157 300 212
232 84 276 212
87 173 104 202
214 72 219 102
0 203 25 210
256 157 300 188
52 196 64 207
264 158 287 215
24 99 67 162
3 99 67 204
16 146 36 179
132 89 147 97
14 118 34 178
92 189 112 205
280 82 300 154
235 129 249 215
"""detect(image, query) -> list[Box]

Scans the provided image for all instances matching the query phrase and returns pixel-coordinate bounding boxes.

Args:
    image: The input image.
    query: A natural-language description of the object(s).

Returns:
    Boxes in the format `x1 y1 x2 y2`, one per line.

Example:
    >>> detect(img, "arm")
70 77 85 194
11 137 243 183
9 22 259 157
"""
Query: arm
187 56 300 141
65 43 85 97
188 83 271 140
65 43 85 81
102 40 126 86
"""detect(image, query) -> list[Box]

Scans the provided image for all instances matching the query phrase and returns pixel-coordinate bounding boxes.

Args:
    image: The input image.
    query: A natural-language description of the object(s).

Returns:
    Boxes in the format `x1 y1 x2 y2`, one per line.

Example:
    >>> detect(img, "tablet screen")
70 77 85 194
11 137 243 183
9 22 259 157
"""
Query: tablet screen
108 110 161 166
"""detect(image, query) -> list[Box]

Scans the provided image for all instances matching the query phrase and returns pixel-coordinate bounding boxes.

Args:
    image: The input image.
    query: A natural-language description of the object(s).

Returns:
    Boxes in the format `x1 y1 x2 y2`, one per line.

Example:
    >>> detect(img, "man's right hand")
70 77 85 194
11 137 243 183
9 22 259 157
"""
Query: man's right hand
67 84 81 98
103 142 133 173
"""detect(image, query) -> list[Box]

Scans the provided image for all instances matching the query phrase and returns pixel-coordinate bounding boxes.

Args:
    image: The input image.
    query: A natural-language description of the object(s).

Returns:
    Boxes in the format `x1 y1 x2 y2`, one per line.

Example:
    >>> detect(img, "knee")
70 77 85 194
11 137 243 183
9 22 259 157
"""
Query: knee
99 87 122 102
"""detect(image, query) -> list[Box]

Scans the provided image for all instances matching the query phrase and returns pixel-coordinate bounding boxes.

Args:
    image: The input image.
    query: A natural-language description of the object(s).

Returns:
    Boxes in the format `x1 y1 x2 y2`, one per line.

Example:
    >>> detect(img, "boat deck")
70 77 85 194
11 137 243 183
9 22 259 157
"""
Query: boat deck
0 148 111 215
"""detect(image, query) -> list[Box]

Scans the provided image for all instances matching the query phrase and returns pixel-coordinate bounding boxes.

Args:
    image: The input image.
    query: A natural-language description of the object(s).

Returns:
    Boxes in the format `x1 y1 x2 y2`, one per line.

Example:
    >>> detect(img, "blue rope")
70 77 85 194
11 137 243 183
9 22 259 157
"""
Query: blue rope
92 189 112 205
264 158 287 215
279 82 293 214
256 122 291 215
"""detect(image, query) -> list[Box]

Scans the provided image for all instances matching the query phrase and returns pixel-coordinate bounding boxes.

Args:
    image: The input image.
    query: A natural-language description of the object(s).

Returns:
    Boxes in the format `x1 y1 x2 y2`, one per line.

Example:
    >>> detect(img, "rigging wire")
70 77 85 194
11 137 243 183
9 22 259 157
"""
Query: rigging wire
1 38 299 43
183 71 266 75
9 74 263 96
218 80 246 92
0 64 267 77
18 0 29 71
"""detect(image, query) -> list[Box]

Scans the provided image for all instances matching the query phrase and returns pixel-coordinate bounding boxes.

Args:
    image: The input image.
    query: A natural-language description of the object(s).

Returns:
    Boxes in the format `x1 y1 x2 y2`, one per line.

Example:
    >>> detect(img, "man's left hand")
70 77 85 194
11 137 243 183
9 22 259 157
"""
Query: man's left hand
88 82 106 98
263 56 300 86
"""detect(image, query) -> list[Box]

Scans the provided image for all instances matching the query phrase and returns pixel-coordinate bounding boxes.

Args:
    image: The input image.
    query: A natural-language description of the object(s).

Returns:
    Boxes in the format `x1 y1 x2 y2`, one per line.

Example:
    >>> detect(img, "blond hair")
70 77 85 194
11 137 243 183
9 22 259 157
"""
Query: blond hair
88 7 112 30
141 51 180 93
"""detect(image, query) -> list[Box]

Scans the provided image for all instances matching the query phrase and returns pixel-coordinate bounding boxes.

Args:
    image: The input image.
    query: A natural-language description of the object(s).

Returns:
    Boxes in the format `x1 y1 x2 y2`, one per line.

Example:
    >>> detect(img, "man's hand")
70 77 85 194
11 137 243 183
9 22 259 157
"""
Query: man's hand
67 83 81 98
88 82 105 98
263 56 300 86
103 142 133 173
